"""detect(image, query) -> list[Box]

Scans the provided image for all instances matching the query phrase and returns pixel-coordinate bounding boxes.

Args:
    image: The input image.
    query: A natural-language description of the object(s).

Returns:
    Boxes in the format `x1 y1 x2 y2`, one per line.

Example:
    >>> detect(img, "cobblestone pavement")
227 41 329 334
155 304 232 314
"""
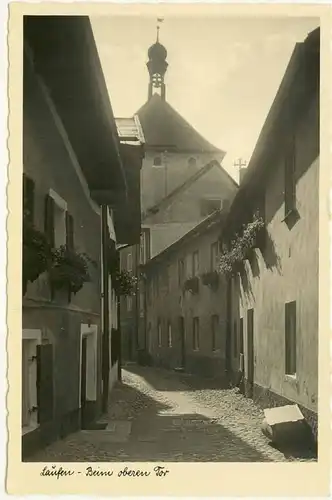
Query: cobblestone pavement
28 364 316 462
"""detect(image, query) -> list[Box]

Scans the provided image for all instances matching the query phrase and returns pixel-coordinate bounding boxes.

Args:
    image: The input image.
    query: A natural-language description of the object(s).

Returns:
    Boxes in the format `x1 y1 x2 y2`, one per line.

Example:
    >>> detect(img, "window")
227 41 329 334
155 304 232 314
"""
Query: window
49 189 67 248
200 199 221 218
23 174 35 224
284 135 296 215
285 301 297 375
146 280 151 306
127 253 132 272
193 317 200 350
178 258 185 286
211 242 219 271
211 315 219 351
167 322 172 348
233 320 238 357
239 318 244 354
166 265 171 293
188 157 197 168
127 295 133 312
158 321 162 347
192 251 199 277
139 229 151 264
139 234 145 265
153 156 163 167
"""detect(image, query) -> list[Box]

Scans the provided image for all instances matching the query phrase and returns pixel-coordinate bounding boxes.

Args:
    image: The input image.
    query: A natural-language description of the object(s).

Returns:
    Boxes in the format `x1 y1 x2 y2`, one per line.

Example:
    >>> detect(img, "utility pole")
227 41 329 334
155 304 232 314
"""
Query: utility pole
233 158 247 183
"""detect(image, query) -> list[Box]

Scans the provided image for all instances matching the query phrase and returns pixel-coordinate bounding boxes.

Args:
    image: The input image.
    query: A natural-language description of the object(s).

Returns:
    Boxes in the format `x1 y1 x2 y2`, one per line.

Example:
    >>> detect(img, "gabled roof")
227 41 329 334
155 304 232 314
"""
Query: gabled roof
143 159 238 220
137 94 225 154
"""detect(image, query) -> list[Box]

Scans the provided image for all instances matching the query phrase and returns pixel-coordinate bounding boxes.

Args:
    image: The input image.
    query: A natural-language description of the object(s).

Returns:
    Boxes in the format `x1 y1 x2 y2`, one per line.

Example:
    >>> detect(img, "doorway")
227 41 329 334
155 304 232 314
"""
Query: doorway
247 309 254 398
80 336 88 428
179 316 185 369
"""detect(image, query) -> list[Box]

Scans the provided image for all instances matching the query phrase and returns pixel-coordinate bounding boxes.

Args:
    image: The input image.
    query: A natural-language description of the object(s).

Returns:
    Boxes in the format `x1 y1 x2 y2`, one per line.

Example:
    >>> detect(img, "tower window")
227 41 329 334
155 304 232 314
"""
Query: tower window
153 156 163 167
188 157 197 168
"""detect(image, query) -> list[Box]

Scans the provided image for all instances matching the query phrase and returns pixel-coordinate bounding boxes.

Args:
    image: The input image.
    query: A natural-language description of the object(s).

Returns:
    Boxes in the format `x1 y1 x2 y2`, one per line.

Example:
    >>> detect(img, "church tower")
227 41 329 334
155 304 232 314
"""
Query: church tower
146 23 168 101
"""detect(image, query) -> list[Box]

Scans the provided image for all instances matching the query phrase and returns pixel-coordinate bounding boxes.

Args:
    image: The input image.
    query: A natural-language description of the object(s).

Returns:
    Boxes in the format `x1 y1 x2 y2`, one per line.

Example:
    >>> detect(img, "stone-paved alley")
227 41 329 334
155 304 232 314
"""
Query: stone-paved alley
27 364 316 463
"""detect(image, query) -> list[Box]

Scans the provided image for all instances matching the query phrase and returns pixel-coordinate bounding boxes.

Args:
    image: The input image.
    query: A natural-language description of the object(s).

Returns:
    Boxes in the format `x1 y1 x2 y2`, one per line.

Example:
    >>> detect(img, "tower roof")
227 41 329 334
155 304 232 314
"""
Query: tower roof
137 93 224 154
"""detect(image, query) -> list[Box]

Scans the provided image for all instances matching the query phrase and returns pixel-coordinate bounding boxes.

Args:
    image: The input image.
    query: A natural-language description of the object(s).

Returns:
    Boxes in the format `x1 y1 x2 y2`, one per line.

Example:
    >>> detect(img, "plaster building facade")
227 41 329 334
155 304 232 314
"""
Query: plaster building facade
22 16 143 457
142 209 230 379
224 27 320 436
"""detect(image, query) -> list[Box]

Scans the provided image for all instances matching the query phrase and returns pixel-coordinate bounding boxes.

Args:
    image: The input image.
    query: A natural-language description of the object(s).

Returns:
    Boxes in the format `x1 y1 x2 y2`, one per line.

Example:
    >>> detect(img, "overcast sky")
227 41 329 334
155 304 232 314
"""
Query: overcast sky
91 16 319 181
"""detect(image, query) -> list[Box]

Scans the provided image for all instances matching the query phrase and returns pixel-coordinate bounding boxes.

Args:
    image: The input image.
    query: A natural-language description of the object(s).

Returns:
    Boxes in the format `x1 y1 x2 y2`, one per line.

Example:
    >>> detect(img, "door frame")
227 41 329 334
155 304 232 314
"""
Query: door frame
79 323 98 408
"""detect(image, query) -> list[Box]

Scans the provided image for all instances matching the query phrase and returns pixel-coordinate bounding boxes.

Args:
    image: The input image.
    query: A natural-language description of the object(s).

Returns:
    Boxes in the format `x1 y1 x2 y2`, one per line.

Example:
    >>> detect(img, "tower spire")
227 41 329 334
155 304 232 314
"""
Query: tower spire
147 18 168 101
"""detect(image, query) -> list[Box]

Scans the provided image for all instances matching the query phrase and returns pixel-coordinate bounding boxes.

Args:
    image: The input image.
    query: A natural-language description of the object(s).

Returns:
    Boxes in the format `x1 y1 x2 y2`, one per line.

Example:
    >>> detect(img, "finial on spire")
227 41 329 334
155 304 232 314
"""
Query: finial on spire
156 18 164 42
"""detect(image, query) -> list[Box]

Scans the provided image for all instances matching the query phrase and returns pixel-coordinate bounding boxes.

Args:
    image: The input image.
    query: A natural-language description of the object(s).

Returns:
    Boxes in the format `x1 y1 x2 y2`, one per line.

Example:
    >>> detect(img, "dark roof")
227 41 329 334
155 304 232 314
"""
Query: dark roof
143 159 237 220
143 209 227 269
227 26 320 222
24 15 126 205
137 94 225 154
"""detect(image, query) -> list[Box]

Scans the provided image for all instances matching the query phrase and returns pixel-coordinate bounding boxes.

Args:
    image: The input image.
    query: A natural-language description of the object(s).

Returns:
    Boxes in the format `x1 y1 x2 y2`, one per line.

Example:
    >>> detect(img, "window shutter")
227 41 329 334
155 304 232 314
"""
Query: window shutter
23 174 35 224
36 344 54 424
65 212 74 250
44 194 55 247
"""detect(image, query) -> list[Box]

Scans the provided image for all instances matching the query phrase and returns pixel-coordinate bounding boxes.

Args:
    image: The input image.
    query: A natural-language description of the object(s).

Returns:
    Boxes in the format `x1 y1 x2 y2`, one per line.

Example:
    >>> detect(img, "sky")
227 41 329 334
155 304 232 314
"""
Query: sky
91 16 319 182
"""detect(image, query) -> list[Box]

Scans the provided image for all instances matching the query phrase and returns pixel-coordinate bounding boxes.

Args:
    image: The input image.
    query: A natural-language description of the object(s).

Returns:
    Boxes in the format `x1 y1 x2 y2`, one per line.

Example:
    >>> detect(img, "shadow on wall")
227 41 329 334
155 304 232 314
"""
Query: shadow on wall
239 229 282 302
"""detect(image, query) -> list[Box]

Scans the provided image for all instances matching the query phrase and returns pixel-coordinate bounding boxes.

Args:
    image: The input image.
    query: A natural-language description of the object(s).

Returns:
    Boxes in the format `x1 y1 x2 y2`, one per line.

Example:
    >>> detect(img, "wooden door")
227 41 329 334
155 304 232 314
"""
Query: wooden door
247 309 254 398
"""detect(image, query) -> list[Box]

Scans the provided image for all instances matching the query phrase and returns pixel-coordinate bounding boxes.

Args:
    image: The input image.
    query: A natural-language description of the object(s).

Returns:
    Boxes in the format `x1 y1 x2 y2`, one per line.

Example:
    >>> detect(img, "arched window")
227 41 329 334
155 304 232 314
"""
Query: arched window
188 157 197 168
153 156 162 167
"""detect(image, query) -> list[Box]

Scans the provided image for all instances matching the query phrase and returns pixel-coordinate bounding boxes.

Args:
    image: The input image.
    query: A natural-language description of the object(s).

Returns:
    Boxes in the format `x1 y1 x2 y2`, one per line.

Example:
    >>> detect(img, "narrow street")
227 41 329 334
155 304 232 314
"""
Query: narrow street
28 365 314 463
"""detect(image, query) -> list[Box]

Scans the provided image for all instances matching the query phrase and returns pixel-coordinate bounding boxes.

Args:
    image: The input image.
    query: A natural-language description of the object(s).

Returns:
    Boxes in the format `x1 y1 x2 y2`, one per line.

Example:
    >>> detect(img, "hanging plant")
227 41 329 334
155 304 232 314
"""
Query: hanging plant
183 276 199 294
219 214 265 277
23 212 51 292
112 269 138 297
49 245 92 295
201 270 219 290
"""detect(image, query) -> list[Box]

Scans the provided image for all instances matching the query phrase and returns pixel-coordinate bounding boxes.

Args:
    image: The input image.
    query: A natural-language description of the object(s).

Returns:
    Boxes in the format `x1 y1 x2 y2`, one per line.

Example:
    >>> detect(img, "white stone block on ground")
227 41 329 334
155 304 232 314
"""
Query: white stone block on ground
261 405 310 445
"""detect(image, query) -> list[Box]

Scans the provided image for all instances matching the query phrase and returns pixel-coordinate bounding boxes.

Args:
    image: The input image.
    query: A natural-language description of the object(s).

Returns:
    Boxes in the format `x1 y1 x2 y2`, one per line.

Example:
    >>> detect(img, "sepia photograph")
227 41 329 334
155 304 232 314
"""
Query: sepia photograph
5 2 331 496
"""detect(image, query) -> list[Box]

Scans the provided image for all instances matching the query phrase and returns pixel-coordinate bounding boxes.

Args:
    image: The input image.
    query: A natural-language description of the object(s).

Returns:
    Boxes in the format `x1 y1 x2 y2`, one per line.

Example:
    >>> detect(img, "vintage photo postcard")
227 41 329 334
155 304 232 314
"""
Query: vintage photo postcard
6 1 331 496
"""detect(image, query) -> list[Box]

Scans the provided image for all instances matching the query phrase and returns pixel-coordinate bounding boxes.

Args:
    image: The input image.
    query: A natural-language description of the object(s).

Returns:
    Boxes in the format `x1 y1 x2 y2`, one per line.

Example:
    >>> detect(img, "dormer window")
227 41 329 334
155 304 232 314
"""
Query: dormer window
188 157 197 168
153 156 163 167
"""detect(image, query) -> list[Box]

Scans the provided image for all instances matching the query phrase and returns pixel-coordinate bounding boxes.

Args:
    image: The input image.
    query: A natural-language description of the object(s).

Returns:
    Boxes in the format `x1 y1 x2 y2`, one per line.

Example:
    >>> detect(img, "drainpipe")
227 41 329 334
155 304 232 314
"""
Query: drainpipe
101 205 110 413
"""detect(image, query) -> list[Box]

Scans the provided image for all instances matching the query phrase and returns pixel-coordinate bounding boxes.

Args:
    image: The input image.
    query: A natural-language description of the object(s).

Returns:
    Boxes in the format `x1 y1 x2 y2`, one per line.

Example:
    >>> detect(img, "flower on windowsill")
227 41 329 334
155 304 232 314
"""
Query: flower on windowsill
49 245 92 295
23 210 52 294
183 276 199 294
201 270 219 290
218 213 265 277
111 269 138 297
